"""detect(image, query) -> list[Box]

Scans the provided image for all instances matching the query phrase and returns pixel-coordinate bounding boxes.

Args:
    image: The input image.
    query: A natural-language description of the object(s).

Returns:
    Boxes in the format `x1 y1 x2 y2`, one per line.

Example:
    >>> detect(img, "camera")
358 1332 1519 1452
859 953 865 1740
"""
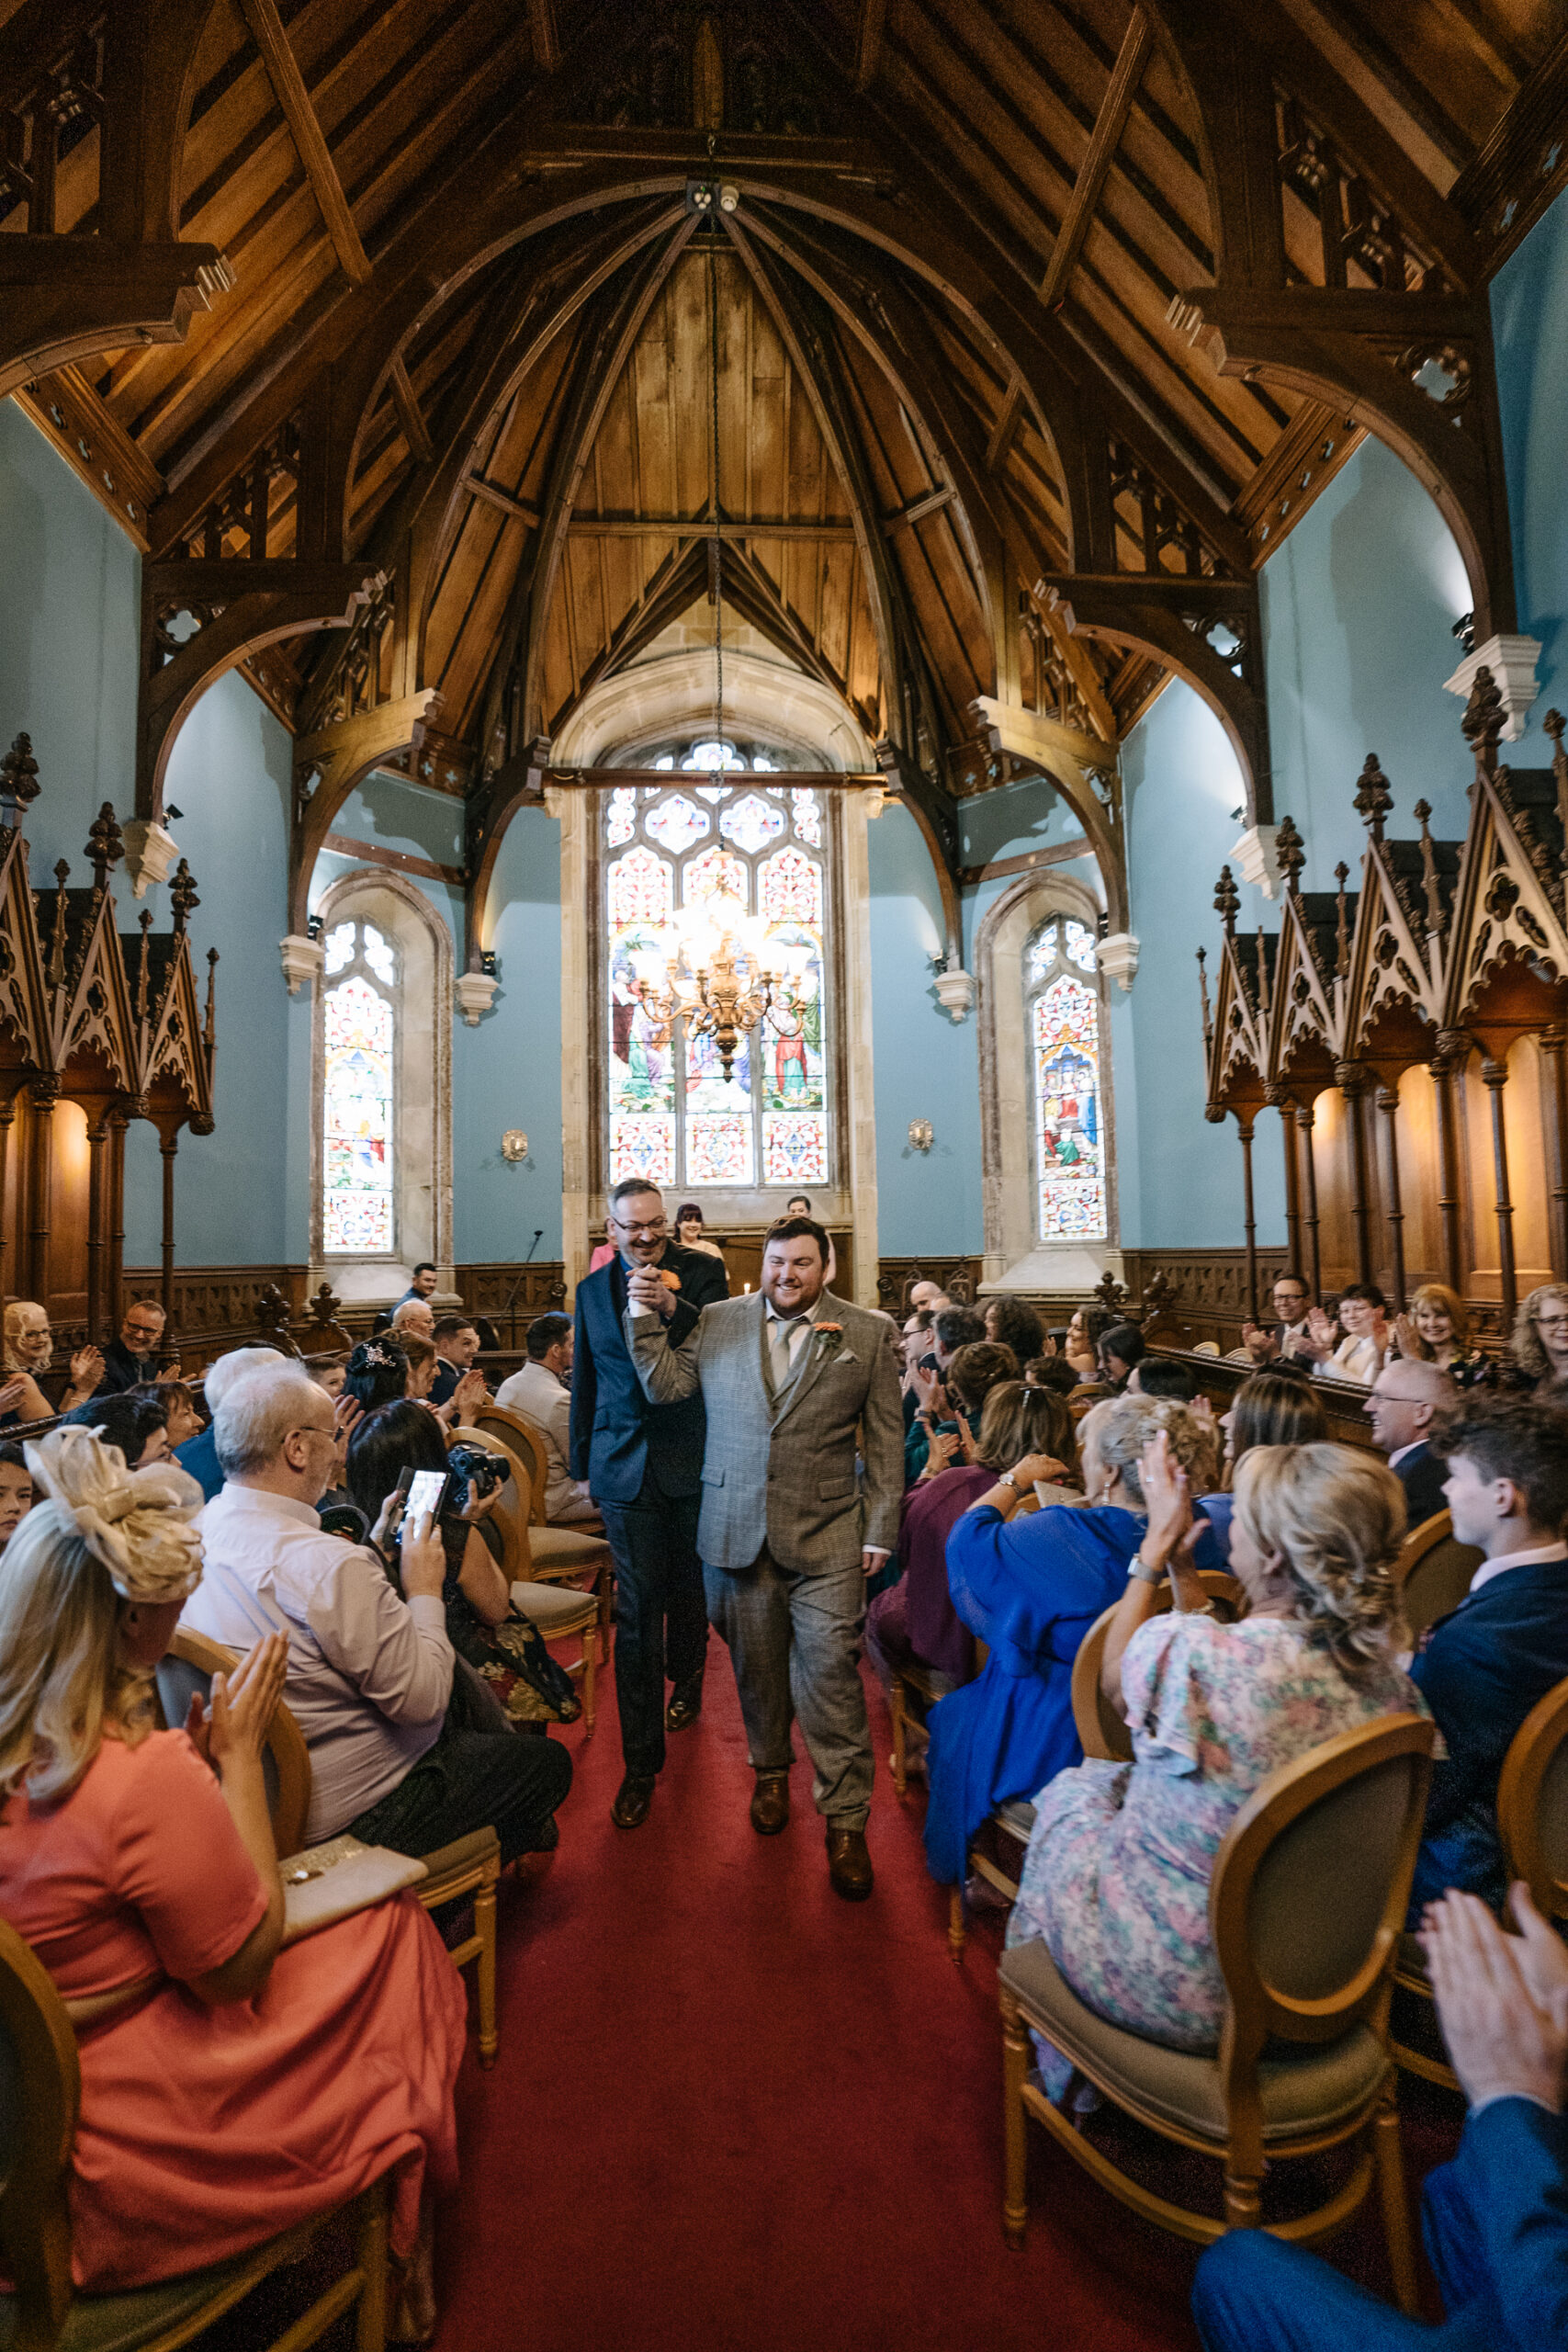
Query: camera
446 1442 510 1499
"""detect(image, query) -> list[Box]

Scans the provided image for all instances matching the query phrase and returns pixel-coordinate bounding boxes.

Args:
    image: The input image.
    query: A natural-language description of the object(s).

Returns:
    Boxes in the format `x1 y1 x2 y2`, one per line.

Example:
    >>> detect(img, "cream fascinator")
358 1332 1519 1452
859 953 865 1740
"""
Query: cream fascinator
23 1425 205 1603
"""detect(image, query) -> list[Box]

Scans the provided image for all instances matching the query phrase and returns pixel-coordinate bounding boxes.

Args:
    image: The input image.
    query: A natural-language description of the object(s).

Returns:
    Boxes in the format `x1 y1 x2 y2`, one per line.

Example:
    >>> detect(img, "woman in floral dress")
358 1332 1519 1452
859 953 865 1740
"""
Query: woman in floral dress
1008 1434 1427 2054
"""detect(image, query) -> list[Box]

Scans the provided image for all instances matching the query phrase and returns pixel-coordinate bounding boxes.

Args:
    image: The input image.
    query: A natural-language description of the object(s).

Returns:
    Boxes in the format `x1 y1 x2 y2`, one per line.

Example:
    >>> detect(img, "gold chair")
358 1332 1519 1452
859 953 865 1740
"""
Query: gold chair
1070 1572 1248 1767
160 1625 311 1856
462 1413 615 1661
1392 1668 1568 2090
945 1570 1247 1962
0 1916 390 2352
159 1632 508 2066
999 1713 1435 2315
1395 1510 1483 1644
889 1659 945 1799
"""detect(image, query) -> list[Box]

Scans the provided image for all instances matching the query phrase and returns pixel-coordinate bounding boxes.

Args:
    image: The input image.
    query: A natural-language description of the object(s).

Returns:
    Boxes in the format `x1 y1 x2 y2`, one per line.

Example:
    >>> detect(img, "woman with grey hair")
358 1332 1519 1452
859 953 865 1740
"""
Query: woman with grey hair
921 1394 1220 1887
1008 1433 1426 2058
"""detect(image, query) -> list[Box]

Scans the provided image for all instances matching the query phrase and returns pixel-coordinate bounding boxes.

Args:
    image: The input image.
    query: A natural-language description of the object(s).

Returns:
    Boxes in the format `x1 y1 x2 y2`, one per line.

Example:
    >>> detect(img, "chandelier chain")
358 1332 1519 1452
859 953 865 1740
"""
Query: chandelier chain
707 230 724 751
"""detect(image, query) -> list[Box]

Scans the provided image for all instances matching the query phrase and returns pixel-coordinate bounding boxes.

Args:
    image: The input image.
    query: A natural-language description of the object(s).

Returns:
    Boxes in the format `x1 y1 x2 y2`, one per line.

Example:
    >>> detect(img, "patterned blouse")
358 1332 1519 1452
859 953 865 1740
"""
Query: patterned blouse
1007 1611 1428 2052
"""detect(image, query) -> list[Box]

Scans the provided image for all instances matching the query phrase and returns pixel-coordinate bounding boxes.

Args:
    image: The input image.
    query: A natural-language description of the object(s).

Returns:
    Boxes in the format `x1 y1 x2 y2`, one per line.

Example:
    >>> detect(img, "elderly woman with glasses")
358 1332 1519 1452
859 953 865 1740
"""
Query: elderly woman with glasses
1 1299 103 1424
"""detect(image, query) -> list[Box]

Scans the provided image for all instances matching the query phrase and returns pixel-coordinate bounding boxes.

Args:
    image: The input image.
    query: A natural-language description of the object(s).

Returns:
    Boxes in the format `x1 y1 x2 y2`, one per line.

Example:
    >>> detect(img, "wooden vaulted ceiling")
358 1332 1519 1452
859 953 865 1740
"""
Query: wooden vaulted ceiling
2 0 1564 827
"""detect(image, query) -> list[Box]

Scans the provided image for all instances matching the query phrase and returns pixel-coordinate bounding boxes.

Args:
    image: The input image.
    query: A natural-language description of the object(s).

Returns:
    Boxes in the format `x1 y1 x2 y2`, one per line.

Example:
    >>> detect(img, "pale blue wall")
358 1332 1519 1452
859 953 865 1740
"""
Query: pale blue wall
0 403 140 877
1118 681 1287 1249
1260 435 1475 866
1492 189 1568 763
454 808 563 1262
867 804 982 1252
121 670 298 1263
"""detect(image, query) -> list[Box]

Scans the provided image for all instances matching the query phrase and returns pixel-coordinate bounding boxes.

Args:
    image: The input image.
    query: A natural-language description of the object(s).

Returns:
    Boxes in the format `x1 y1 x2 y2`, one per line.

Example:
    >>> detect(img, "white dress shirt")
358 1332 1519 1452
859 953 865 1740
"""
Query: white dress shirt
494 1358 597 1522
181 1485 454 1843
1468 1538 1568 1599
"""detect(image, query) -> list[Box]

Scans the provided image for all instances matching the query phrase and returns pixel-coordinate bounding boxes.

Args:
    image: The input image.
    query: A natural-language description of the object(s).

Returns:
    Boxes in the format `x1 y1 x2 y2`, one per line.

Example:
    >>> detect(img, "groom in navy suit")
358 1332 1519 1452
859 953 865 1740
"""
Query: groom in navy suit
570 1178 728 1828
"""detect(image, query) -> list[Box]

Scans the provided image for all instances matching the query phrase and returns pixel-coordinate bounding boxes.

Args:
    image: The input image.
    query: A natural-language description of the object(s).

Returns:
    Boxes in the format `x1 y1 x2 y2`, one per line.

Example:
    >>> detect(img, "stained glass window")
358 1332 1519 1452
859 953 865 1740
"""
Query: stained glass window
323 922 397 1254
604 777 831 1192
1027 917 1107 1243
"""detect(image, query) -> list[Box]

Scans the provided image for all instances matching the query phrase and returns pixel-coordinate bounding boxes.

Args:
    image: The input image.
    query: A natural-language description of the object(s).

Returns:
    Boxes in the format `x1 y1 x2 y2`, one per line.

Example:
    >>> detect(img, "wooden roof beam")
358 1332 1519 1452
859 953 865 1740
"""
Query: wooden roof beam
235 0 372 288
389 357 434 465
855 0 888 93
527 0 560 76
1039 8 1154 311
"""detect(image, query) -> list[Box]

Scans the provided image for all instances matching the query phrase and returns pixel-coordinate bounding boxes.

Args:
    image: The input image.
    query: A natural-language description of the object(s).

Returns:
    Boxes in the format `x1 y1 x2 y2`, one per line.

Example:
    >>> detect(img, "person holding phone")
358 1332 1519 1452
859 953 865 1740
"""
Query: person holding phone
182 1369 570 1863
346 1403 581 1728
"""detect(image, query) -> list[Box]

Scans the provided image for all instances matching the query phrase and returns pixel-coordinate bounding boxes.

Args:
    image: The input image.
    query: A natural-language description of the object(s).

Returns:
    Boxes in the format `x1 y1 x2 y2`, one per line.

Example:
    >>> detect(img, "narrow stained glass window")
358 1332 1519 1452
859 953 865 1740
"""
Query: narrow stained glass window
1027 917 1107 1243
323 922 397 1253
603 764 832 1193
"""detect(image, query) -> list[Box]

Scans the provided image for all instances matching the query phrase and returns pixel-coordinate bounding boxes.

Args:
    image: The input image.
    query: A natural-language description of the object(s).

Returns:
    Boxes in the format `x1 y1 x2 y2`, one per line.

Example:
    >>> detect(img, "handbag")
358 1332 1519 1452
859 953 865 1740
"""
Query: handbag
484 1605 581 1724
279 1836 429 1944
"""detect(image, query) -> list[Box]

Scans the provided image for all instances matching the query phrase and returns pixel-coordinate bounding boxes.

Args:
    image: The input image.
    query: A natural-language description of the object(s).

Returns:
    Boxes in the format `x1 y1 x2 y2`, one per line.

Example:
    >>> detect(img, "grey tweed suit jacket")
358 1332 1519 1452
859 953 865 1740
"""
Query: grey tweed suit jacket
626 1290 904 1576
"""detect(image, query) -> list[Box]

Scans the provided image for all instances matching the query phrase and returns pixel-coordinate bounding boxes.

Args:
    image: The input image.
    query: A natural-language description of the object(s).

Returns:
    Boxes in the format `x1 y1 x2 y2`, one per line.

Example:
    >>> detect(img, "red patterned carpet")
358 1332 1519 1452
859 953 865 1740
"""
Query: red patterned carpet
428 1629 1457 2352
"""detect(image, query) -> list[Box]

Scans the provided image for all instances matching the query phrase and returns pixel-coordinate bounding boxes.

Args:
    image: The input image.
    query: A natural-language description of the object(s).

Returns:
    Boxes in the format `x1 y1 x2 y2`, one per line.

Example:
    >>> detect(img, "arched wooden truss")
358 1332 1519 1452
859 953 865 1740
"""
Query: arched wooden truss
0 735 217 1343
1202 671 1568 1329
1 1 1557 966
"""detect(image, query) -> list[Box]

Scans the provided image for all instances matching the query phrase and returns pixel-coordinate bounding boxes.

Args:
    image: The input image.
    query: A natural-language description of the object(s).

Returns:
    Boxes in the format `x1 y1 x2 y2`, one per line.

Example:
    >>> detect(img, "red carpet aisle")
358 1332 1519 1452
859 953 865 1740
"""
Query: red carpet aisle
435 1639 1197 2352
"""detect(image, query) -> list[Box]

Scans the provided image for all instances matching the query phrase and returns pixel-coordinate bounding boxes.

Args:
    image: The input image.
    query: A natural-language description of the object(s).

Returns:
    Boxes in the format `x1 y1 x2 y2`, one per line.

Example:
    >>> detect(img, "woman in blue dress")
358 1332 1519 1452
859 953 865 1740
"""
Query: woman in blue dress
922 1393 1220 1886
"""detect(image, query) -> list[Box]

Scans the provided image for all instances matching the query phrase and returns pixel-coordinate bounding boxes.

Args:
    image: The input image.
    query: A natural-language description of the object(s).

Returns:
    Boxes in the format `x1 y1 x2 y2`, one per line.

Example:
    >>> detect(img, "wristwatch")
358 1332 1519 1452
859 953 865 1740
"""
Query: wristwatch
1128 1549 1166 1585
996 1471 1020 1493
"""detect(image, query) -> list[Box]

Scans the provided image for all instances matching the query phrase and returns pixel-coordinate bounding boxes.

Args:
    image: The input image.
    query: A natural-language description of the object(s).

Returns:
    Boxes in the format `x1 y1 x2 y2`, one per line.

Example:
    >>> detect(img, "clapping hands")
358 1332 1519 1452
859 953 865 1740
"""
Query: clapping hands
183 1632 288 1779
1421 1883 1568 2112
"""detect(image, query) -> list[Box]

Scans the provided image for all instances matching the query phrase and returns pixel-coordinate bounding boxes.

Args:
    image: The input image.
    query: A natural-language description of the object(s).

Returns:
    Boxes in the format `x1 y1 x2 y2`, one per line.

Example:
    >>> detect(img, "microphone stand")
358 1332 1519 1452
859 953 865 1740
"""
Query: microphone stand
498 1230 543 1349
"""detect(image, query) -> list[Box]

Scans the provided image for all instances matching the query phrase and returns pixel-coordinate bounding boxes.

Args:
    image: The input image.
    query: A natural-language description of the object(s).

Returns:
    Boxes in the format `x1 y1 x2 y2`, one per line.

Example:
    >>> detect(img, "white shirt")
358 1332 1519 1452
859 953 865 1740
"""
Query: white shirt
494 1359 594 1521
1468 1539 1568 1600
181 1484 454 1844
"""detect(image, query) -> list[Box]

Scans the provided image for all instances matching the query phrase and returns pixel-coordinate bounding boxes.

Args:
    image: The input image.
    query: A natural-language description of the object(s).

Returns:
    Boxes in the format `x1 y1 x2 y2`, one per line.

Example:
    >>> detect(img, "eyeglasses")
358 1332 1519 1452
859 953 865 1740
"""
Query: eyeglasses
612 1217 668 1238
1536 1314 1568 1332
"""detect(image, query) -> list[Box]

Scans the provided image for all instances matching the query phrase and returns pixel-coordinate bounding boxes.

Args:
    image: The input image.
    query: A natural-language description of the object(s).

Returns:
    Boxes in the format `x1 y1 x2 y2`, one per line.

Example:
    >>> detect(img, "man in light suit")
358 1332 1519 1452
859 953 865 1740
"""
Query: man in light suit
627 1214 903 1900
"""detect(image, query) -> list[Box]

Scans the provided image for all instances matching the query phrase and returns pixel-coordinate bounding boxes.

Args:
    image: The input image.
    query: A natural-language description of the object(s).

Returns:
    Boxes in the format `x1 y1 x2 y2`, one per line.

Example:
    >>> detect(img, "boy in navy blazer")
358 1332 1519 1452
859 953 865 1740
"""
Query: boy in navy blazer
570 1178 728 1827
1410 1395 1568 1914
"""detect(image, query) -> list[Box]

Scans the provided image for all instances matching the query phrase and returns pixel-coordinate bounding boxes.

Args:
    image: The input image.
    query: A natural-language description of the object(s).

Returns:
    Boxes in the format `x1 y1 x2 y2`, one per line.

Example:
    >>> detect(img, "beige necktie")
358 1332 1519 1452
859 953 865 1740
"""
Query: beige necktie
769 1315 803 1394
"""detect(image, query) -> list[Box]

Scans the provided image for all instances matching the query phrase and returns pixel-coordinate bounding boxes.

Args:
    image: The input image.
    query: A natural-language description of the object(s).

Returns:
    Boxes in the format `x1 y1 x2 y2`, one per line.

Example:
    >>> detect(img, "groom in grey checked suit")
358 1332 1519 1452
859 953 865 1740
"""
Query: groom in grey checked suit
626 1214 903 1899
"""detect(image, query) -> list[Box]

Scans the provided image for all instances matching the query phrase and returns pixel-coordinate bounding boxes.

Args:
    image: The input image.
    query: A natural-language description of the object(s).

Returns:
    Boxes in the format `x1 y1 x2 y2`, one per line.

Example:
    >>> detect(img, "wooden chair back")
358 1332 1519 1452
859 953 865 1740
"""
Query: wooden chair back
449 1425 535 1579
1395 1510 1483 1644
156 1626 312 1857
0 1915 79 2349
1070 1572 1247 1764
472 1402 549 1524
1211 1714 1434 2154
1499 1671 1568 1922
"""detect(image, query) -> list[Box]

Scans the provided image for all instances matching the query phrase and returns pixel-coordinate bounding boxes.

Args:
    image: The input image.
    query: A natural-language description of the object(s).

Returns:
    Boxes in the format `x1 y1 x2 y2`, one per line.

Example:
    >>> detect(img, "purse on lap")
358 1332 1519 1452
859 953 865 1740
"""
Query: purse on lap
278 1835 429 1943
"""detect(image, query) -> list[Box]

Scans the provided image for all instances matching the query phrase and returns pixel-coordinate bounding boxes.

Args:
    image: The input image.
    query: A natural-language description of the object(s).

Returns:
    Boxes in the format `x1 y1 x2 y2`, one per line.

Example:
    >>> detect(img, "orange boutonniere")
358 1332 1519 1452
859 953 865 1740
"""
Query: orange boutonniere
659 1269 682 1292
814 1320 844 1351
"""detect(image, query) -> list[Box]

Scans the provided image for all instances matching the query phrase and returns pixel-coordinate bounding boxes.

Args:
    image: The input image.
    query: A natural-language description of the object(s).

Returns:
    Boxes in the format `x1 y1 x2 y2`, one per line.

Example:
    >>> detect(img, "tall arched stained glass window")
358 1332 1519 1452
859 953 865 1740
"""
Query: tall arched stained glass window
321 918 398 1253
604 768 830 1191
1026 915 1106 1242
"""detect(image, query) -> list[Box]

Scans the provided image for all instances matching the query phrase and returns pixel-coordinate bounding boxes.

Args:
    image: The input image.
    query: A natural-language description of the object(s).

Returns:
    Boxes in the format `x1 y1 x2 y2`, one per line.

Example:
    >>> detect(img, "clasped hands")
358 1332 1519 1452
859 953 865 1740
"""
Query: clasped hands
626 1264 677 1320
182 1632 288 1781
1421 1883 1568 2114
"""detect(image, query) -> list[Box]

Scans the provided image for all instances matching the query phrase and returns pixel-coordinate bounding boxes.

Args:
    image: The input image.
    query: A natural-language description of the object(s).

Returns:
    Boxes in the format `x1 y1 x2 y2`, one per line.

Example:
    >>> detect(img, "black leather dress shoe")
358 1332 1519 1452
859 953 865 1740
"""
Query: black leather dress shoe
750 1772 791 1834
611 1772 657 1828
826 1826 874 1900
666 1678 704 1734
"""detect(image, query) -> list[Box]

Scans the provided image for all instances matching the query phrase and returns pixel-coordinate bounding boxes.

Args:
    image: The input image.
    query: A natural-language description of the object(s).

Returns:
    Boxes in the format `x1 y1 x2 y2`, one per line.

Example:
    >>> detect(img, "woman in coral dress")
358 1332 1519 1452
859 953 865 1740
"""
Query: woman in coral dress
0 1426 466 2316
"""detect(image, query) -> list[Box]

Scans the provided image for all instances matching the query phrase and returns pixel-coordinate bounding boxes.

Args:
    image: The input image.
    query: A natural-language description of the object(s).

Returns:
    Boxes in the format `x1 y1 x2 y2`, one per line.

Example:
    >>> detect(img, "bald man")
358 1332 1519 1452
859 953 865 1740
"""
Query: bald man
1365 1359 1458 1527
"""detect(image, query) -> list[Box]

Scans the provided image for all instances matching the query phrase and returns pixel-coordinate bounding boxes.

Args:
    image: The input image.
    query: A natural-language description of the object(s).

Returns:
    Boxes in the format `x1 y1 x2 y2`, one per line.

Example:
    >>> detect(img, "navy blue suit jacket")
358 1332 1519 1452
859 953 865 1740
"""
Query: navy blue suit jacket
175 1421 224 1501
1441 2098 1568 2346
569 1244 728 1505
1411 1553 1568 1912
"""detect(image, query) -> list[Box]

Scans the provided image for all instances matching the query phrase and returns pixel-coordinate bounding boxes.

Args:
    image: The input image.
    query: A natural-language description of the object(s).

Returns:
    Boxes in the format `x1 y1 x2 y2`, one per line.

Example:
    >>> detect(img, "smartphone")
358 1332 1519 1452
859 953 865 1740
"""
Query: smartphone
403 1467 452 1524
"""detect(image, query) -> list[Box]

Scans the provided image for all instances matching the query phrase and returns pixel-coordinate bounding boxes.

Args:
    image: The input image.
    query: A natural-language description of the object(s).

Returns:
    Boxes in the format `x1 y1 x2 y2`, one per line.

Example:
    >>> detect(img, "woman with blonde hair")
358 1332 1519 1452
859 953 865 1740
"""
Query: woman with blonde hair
867 1382 1074 1705
1508 1281 1568 1396
1008 1435 1426 2057
921 1393 1220 1887
1393 1282 1492 1389
2 1298 102 1422
0 1426 465 2316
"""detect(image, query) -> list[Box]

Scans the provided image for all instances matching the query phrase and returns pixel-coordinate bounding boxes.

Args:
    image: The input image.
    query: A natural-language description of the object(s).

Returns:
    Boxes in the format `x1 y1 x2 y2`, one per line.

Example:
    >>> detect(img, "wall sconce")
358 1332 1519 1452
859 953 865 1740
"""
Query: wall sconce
908 1118 933 1153
501 1129 529 1162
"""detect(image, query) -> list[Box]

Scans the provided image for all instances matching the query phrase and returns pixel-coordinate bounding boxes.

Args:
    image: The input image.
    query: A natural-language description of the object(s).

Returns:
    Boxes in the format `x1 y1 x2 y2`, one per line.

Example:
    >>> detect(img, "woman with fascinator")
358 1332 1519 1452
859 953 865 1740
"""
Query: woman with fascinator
0 1427 466 2335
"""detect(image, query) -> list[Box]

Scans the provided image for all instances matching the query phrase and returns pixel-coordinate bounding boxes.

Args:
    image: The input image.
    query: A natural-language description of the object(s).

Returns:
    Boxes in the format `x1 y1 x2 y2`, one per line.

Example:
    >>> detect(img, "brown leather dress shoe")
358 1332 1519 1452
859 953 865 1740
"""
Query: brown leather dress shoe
750 1771 791 1835
611 1772 656 1828
666 1678 704 1734
826 1826 874 1901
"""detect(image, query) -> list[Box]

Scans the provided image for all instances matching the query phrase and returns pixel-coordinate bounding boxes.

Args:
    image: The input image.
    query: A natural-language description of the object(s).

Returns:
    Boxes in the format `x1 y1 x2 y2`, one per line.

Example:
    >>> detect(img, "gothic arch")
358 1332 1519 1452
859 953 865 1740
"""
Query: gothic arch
308 866 453 1295
976 868 1119 1288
